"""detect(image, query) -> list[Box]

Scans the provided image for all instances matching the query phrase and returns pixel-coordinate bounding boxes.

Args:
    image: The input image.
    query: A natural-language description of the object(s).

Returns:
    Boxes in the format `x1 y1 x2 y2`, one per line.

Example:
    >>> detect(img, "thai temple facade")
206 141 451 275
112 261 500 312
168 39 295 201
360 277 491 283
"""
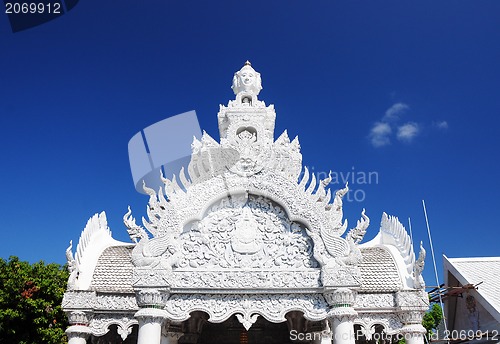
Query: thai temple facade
62 62 429 344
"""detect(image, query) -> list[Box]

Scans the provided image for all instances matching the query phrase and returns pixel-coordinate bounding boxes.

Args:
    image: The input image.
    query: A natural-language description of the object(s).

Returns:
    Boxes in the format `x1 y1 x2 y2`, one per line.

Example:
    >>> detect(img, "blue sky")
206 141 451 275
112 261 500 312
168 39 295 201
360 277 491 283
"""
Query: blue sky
1 1 499 287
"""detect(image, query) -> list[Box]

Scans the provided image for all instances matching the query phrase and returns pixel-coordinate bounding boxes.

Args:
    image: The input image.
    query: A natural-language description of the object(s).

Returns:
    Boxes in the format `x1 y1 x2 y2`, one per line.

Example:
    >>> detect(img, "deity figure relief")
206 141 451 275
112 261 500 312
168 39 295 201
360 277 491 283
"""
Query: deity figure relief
231 208 262 254
235 129 259 172
231 61 263 96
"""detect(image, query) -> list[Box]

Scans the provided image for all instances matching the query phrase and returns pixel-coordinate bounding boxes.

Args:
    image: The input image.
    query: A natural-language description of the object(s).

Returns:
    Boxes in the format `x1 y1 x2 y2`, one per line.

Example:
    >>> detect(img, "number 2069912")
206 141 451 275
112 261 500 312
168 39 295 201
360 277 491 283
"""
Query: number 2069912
5 2 61 14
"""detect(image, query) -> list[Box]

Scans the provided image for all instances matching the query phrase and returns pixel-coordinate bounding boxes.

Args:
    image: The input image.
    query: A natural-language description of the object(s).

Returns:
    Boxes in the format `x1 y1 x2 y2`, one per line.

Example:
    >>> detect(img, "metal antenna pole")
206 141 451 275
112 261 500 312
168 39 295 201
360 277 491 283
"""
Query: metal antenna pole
422 199 449 343
408 217 414 245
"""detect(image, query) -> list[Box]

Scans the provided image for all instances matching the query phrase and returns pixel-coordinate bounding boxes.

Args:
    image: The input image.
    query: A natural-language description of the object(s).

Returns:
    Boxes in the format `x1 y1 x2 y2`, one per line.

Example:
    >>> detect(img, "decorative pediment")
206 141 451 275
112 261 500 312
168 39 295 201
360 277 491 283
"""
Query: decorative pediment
177 193 318 270
127 192 325 291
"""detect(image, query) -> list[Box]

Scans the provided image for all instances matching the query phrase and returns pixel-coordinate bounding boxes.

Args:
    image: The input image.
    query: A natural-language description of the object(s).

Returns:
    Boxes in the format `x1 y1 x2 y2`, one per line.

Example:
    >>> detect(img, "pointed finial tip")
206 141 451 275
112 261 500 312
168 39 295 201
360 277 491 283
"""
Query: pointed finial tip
245 60 251 66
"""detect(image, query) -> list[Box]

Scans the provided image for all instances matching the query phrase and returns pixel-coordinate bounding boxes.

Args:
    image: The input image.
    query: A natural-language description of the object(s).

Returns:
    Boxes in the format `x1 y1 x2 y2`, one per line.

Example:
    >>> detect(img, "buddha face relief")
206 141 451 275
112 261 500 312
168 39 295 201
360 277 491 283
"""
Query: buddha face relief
240 70 255 86
231 62 262 96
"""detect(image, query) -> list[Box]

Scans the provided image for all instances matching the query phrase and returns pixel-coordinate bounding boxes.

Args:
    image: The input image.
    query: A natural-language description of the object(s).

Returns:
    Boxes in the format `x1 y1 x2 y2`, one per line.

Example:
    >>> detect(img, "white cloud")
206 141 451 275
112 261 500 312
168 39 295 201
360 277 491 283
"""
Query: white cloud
397 122 420 142
369 122 392 147
433 120 449 130
383 102 409 121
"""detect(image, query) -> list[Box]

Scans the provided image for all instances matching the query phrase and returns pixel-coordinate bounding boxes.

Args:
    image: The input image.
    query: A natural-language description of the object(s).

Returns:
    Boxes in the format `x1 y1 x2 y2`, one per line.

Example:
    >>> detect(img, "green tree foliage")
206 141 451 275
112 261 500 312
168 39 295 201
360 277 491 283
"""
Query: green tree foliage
423 303 444 339
0 256 69 344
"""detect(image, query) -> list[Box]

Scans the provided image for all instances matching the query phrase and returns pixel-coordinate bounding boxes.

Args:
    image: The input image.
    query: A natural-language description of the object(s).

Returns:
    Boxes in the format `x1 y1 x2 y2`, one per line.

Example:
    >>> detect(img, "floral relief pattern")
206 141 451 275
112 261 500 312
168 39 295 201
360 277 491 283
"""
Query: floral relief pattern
176 194 318 270
89 313 137 339
164 293 329 324
170 270 320 289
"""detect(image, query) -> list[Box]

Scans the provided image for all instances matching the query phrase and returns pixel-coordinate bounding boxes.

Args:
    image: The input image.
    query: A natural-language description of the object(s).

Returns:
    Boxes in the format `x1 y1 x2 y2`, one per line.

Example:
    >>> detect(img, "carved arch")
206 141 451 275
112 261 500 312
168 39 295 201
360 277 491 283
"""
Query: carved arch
176 192 319 270
89 314 138 340
174 174 335 267
164 293 329 330
182 182 315 230
354 314 402 337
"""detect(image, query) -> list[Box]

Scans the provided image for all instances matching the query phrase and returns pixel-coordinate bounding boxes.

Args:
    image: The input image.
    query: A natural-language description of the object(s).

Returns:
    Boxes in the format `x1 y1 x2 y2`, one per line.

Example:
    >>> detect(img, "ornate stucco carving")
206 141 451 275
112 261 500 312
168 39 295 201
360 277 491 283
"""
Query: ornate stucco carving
355 293 396 309
379 213 415 273
62 291 96 310
89 313 138 339
355 313 403 335
94 294 138 311
167 270 321 290
231 61 262 96
65 240 78 290
413 241 426 289
395 290 429 312
398 311 426 325
135 288 169 308
341 209 369 265
124 206 181 269
63 291 140 312
320 202 369 287
124 174 373 291
395 290 429 333
67 311 93 326
164 294 329 326
177 194 317 270
132 267 170 289
398 307 427 336
324 288 357 307
125 190 331 287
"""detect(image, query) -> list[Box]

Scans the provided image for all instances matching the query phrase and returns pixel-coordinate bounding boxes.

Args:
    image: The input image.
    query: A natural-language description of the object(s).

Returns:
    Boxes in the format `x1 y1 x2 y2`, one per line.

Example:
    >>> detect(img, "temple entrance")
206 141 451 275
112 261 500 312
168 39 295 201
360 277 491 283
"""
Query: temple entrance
197 315 292 344
195 312 325 344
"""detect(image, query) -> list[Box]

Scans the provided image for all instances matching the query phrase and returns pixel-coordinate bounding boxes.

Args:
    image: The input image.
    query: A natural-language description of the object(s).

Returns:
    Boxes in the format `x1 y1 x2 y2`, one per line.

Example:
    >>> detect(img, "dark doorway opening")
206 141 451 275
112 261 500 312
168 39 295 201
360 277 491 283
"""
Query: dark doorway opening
198 314 293 344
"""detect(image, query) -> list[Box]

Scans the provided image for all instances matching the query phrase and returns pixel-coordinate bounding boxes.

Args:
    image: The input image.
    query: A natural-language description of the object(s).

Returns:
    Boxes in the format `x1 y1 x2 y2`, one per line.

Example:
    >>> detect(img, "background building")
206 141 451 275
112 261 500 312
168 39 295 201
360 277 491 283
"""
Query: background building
441 256 500 344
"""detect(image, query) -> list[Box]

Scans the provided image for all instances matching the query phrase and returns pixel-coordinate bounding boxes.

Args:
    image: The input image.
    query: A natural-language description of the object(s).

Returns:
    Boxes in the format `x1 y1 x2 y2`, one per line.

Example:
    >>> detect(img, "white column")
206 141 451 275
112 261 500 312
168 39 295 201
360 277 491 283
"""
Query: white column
399 311 426 344
134 288 170 344
136 308 169 344
66 325 91 344
402 328 426 344
330 312 357 344
324 288 358 344
65 310 92 344
396 290 428 344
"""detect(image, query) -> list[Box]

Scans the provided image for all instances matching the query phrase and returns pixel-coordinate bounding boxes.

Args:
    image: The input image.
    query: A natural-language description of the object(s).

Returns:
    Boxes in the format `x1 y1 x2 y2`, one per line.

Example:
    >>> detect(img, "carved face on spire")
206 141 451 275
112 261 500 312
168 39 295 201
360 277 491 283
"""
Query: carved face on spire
231 61 262 96
241 70 255 86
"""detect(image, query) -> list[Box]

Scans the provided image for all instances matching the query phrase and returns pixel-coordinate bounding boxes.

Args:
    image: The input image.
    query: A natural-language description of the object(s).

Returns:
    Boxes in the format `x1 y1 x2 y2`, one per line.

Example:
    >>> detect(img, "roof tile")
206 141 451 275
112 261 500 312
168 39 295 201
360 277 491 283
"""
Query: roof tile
91 245 135 293
359 247 402 292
